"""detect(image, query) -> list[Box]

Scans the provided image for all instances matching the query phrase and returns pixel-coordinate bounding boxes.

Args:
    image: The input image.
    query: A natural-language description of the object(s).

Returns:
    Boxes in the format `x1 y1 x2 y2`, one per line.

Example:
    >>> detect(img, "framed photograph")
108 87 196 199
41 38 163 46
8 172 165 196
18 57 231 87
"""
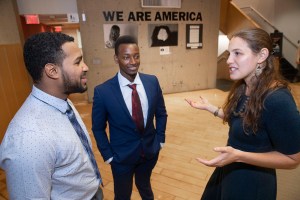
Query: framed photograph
103 24 138 48
270 30 283 57
186 24 203 49
148 24 178 47
141 0 181 8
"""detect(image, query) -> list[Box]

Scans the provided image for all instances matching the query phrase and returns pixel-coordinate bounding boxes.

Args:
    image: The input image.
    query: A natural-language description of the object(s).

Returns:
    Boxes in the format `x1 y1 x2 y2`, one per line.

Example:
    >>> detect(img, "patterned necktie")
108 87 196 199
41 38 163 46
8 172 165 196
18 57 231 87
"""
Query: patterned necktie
128 84 144 133
66 104 102 184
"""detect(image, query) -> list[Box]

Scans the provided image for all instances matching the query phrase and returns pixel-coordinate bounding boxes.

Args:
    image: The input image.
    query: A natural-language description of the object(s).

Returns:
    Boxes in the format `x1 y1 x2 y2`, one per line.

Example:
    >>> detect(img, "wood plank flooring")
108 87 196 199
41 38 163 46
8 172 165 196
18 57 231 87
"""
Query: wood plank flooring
1 82 300 200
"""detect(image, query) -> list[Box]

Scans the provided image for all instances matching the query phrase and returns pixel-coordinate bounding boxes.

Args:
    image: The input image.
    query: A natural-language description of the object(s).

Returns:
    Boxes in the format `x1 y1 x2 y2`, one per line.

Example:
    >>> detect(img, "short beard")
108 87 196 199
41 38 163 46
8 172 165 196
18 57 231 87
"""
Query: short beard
62 72 87 95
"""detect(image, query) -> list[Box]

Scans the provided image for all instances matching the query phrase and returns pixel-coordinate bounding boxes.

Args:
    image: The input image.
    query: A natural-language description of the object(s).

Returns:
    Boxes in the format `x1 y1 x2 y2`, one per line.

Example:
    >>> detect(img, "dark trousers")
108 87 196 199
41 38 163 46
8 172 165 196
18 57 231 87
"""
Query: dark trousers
111 154 159 200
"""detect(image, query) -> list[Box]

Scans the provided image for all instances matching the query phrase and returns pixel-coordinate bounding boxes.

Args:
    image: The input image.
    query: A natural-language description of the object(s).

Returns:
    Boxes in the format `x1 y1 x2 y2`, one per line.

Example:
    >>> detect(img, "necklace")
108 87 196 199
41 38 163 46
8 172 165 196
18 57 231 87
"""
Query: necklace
233 96 249 117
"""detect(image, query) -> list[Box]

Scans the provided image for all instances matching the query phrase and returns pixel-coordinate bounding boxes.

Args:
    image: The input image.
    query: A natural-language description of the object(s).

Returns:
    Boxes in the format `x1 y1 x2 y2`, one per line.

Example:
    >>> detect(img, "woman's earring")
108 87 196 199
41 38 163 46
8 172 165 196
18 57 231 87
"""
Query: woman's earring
255 64 263 77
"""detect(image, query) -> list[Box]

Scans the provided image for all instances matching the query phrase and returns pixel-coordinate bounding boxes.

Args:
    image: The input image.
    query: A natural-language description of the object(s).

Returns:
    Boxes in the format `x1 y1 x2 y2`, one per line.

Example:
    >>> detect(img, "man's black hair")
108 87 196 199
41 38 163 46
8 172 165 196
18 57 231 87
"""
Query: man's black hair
23 32 74 83
114 35 138 55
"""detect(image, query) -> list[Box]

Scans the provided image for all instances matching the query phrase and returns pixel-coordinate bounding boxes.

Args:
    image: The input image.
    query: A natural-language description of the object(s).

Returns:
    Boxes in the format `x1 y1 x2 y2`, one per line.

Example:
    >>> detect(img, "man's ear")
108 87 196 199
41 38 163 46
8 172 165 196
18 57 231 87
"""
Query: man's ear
113 55 119 64
258 48 269 64
44 63 59 79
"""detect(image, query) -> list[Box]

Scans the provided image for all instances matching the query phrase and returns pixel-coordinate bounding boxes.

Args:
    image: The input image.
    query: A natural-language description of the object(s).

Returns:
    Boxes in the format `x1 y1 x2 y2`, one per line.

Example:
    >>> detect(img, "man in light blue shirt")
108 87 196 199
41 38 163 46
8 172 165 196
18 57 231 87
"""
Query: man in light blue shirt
0 32 103 200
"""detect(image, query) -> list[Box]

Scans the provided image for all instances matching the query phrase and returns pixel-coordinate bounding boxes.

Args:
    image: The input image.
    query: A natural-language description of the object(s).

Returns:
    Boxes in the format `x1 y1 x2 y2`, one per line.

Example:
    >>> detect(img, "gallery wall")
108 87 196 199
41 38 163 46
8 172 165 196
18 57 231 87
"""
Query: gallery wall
77 0 220 102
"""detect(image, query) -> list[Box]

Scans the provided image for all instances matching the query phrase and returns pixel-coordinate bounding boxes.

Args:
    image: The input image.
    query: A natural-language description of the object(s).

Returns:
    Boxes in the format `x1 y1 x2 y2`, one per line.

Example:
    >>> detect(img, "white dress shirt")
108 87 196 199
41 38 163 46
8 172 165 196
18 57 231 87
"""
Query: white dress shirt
118 71 149 125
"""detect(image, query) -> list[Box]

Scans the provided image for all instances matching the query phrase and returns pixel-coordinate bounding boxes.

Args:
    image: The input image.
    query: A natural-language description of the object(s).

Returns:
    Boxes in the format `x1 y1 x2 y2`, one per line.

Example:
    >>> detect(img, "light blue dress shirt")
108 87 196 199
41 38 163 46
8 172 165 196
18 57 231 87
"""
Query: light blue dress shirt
0 86 100 200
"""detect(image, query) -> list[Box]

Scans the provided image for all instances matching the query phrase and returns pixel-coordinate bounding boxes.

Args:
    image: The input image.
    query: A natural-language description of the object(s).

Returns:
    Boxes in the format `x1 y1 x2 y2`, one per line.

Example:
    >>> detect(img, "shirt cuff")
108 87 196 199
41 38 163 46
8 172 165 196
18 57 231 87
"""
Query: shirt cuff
160 143 164 148
105 157 113 164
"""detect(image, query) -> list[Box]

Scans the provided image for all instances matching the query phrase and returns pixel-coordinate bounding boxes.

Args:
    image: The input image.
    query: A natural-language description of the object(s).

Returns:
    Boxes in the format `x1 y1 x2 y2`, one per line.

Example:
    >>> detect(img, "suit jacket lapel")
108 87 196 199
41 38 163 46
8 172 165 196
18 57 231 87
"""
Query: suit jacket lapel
140 74 154 127
109 75 133 120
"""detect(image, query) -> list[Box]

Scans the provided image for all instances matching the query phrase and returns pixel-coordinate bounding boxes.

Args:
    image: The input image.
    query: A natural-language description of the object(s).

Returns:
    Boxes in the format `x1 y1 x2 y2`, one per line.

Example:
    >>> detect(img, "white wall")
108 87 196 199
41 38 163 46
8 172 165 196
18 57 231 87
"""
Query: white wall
233 0 300 45
274 0 300 44
218 31 229 56
233 0 300 68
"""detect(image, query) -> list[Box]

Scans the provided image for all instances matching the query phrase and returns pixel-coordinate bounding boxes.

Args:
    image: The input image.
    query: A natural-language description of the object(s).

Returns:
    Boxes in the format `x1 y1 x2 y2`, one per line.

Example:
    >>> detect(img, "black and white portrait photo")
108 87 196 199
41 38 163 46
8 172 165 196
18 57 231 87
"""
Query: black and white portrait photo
103 24 138 48
148 24 178 47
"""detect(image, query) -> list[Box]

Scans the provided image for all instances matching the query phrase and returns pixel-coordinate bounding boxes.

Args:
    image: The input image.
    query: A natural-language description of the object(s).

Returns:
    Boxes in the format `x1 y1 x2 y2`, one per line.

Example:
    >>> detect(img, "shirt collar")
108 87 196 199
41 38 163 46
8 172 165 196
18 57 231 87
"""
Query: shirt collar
118 71 142 87
31 85 70 114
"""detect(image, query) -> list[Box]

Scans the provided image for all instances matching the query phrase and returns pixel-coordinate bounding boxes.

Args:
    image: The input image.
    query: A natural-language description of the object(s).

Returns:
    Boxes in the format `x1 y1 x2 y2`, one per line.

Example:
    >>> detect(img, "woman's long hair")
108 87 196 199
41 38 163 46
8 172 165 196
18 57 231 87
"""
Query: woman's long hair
223 28 288 133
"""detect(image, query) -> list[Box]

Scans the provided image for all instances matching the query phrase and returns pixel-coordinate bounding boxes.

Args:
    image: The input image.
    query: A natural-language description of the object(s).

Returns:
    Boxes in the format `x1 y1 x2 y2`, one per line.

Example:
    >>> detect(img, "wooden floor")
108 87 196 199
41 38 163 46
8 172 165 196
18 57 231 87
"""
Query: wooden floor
1 82 300 200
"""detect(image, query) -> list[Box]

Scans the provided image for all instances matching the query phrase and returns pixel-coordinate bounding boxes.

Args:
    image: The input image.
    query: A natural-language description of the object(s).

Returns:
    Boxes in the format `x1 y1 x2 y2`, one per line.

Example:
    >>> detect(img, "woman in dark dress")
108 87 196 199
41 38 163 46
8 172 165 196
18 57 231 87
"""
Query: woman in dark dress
185 28 300 199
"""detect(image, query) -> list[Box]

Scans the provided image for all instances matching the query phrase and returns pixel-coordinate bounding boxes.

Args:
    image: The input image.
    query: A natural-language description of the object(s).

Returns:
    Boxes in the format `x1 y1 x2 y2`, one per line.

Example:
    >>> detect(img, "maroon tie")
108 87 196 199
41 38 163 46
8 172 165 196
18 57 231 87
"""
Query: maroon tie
128 84 144 133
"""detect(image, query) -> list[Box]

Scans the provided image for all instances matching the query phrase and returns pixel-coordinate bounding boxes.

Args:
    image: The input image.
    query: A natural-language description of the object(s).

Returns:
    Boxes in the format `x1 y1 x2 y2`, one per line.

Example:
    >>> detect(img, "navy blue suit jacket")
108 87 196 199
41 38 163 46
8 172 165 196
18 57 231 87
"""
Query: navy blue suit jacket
92 73 167 164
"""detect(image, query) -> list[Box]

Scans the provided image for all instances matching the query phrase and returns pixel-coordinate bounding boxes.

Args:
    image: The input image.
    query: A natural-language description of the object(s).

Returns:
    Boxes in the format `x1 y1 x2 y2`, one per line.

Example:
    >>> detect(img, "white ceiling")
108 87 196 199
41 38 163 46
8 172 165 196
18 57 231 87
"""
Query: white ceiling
17 0 78 26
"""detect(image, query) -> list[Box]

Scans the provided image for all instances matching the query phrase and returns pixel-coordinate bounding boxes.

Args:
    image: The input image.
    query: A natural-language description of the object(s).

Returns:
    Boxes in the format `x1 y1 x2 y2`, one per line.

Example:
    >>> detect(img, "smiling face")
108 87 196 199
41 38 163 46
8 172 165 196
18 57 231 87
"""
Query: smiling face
114 43 140 82
226 37 261 84
60 42 89 95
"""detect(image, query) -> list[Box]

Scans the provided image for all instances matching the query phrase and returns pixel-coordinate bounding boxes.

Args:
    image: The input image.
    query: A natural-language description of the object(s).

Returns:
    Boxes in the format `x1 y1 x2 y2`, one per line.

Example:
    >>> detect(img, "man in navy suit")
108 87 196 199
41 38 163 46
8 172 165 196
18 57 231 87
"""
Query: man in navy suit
92 35 167 200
